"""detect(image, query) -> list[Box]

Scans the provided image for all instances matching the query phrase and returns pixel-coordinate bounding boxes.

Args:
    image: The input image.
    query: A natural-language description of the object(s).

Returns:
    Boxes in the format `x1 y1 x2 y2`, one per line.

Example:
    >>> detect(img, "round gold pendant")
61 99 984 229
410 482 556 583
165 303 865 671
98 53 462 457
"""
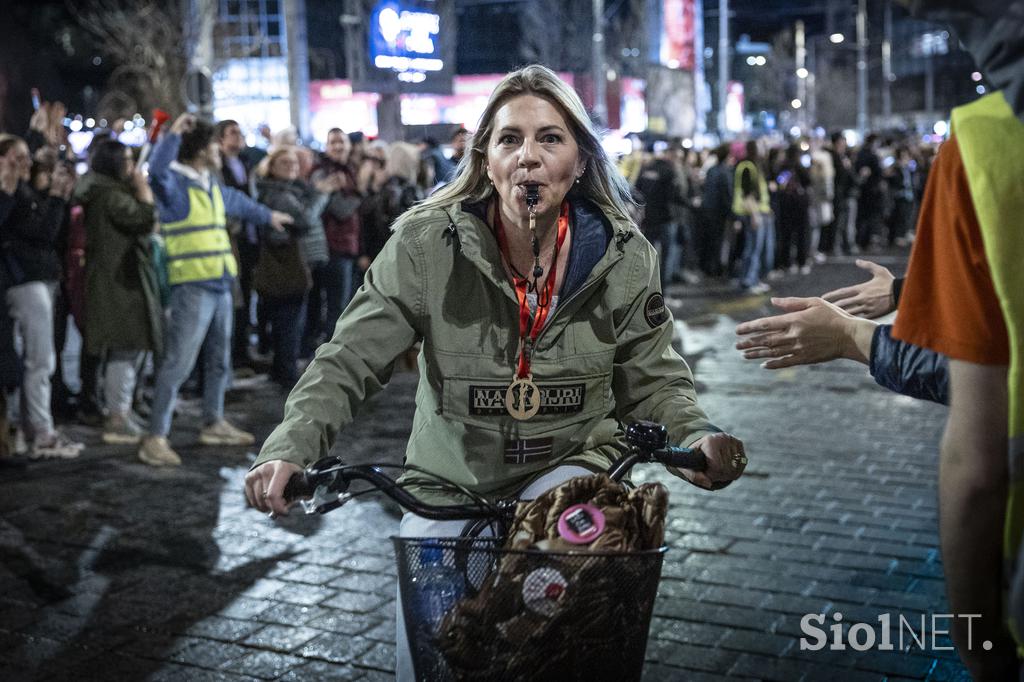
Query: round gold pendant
506 376 541 420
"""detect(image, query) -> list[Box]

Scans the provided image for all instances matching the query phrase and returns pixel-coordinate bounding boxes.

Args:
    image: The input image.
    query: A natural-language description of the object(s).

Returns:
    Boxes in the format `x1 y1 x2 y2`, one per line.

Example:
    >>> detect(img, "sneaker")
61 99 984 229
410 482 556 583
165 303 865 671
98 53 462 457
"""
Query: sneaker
800 265 812 275
199 419 255 446
138 436 182 467
30 432 83 460
813 252 828 264
787 264 799 275
102 413 144 445
744 282 772 295
766 269 785 281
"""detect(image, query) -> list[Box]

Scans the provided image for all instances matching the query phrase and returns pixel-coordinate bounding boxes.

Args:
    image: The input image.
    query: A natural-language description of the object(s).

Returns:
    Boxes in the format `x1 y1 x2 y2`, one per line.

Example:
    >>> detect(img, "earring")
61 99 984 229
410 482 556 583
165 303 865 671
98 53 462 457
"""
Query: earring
575 177 581 185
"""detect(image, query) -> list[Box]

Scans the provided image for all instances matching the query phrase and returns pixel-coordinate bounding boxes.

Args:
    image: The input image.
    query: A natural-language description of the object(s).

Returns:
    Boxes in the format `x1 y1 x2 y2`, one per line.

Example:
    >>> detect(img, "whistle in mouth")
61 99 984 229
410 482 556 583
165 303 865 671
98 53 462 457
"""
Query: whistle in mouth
525 185 540 209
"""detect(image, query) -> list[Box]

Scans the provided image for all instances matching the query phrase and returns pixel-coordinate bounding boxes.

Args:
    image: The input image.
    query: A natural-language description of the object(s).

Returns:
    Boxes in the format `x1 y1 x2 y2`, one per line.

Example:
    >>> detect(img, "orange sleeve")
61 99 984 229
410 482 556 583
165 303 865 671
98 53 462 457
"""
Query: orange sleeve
892 136 1010 365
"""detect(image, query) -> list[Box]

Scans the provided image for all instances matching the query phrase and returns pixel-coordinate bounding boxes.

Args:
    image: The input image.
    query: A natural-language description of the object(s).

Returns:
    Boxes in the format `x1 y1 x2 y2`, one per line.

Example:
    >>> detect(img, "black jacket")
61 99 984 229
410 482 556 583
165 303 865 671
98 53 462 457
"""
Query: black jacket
869 324 948 405
635 158 681 237
0 182 66 286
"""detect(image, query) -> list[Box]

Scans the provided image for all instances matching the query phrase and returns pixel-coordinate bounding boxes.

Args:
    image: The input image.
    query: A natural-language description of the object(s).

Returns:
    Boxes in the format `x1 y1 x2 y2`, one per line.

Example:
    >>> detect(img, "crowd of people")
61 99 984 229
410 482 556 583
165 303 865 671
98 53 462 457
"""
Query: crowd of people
623 131 934 294
0 107 463 465
0 94 932 467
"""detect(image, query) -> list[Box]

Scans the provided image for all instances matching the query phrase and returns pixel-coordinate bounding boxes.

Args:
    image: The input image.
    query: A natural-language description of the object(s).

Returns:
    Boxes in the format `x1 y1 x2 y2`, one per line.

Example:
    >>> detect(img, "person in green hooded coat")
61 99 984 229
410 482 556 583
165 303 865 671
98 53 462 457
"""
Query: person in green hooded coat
73 138 162 445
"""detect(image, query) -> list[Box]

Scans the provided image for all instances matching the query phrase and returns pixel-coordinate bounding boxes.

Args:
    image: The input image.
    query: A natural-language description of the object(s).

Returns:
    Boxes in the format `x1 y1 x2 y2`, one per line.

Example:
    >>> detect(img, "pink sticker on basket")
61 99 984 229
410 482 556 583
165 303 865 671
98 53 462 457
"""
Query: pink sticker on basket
557 503 605 544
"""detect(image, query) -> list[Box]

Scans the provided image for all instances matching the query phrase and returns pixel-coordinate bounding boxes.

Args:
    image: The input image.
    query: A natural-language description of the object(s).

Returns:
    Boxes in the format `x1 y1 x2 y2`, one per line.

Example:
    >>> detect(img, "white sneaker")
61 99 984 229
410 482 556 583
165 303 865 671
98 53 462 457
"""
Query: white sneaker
813 252 827 264
30 432 83 460
800 265 812 275
199 419 255 446
745 282 772 295
766 269 785 281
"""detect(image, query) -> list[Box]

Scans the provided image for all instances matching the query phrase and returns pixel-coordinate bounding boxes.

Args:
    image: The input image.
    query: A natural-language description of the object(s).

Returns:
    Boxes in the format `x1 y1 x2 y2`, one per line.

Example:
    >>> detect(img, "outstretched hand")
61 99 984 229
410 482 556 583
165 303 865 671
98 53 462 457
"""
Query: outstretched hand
735 297 876 369
821 259 896 318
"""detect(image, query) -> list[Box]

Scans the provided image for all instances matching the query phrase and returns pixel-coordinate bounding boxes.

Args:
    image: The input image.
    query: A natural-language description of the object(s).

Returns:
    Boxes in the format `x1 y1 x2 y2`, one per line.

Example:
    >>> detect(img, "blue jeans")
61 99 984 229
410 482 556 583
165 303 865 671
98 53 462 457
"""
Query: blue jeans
739 212 776 288
149 284 233 437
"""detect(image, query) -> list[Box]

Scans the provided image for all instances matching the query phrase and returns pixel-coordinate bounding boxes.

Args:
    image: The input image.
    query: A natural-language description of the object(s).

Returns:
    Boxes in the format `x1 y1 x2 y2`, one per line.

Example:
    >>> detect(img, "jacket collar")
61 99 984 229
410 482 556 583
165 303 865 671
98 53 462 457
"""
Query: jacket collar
170 161 213 192
442 196 634 303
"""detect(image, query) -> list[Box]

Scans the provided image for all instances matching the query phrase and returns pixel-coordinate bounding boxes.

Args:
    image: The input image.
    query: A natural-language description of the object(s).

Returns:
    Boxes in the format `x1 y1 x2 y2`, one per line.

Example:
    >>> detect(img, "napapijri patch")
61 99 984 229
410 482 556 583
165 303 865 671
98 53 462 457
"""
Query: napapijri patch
504 437 554 464
644 293 669 328
469 383 585 416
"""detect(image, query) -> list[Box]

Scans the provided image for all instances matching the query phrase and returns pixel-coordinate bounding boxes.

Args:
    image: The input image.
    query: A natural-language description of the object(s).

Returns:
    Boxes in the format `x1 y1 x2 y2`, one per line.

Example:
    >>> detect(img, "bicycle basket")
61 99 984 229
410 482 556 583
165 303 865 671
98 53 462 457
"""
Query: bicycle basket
393 536 667 682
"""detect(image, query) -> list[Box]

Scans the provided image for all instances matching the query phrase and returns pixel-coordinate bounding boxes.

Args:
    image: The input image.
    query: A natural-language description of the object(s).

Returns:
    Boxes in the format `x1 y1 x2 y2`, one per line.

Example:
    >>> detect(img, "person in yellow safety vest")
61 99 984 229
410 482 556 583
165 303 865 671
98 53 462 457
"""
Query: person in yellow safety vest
732 140 775 295
890 1 1024 678
139 113 293 467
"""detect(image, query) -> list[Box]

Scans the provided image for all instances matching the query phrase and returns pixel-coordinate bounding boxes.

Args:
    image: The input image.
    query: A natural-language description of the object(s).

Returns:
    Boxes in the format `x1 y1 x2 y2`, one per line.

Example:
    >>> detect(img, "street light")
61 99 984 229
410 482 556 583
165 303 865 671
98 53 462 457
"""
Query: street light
796 67 809 79
791 98 803 109
830 33 845 44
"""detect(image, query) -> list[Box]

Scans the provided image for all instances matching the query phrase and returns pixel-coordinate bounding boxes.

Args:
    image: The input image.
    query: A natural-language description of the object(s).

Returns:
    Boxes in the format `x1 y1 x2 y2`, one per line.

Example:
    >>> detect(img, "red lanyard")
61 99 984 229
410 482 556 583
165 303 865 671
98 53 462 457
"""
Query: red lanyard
494 201 570 379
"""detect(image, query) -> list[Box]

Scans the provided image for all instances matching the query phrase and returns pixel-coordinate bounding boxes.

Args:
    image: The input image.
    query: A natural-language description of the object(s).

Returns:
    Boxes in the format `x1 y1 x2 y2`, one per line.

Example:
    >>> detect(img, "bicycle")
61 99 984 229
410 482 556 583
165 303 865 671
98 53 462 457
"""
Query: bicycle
283 420 710 682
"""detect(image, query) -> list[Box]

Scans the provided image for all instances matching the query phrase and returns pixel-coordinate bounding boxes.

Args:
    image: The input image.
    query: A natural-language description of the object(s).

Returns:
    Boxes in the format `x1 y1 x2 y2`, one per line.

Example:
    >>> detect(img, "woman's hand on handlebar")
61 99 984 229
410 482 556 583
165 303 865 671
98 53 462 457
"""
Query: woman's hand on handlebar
245 460 304 516
684 433 747 489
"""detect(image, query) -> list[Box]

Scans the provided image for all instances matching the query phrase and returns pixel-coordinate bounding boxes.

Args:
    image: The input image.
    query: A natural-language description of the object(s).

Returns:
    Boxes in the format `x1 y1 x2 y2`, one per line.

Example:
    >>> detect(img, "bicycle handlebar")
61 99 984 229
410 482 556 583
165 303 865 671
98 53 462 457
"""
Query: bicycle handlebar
282 461 499 518
282 421 707 518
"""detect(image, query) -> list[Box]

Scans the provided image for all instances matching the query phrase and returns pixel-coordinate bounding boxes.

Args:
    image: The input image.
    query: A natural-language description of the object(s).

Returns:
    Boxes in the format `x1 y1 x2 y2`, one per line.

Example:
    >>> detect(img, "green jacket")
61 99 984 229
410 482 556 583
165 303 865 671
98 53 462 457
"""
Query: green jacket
73 172 162 356
254 199 721 504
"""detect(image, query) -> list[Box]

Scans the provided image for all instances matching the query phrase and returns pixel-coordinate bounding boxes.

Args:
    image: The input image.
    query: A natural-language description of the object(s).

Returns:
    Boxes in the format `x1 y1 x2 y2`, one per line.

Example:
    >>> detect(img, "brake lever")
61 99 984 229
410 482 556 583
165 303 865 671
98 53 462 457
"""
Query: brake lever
301 489 354 515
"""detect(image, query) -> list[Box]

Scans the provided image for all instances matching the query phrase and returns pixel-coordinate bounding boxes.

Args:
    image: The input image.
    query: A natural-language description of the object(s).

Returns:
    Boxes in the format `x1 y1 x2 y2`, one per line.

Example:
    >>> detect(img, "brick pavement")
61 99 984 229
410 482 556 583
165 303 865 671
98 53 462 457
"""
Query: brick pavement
0 250 972 680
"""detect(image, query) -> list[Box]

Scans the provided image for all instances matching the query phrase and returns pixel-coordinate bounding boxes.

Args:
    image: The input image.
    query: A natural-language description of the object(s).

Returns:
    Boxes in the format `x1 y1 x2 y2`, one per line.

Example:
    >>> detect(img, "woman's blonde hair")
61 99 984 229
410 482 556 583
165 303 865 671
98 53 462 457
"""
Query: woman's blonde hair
256 145 298 179
409 64 636 226
387 141 421 185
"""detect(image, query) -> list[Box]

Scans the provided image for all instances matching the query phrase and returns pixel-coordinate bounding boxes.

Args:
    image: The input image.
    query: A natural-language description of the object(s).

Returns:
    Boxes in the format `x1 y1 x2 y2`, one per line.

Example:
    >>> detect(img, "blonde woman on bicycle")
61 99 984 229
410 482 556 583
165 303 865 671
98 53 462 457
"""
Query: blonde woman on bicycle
245 64 747 679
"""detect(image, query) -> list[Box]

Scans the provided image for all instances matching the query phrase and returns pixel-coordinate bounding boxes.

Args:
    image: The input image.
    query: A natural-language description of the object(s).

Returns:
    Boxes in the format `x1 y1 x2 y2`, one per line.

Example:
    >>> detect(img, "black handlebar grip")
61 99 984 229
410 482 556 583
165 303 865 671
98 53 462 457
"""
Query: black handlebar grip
659 446 708 472
283 471 315 502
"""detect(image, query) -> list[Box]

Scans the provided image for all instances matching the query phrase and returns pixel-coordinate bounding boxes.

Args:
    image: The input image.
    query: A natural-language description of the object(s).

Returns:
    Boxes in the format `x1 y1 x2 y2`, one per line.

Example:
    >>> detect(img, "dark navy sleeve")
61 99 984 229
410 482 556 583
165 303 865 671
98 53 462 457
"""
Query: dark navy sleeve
869 324 949 405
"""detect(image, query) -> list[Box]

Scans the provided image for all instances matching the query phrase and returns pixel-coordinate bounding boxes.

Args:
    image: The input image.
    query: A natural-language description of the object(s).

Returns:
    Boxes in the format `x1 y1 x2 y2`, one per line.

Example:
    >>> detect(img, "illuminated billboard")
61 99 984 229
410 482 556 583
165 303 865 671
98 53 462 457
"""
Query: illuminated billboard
369 2 444 78
660 0 697 71
350 0 455 94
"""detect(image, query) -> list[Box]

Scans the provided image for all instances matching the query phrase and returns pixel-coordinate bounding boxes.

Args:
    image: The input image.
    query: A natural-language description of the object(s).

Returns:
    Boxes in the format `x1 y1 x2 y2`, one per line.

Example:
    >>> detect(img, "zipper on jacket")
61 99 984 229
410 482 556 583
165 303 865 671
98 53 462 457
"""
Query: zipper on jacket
532 236 628 350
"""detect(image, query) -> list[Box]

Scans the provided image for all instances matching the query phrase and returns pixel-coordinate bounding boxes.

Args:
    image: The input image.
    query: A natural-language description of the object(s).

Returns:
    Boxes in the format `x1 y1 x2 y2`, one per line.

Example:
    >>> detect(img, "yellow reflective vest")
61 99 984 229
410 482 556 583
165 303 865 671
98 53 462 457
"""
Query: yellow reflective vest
732 160 770 216
160 184 238 286
952 92 1024 647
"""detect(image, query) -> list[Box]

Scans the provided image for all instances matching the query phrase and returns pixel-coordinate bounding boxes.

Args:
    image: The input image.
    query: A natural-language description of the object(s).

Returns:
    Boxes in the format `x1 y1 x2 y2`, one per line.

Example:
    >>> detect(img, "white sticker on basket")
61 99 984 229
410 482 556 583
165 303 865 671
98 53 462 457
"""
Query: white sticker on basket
521 567 568 618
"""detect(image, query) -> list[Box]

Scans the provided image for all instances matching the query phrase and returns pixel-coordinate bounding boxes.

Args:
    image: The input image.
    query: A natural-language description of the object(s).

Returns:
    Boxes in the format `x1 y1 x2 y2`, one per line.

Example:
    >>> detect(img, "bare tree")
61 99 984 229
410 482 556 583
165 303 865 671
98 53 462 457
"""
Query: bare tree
67 0 216 121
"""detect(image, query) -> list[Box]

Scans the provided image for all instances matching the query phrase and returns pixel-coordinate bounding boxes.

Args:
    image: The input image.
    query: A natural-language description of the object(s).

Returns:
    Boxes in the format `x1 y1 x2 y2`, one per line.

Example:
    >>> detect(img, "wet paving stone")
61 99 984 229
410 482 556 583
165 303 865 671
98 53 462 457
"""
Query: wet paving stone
241 624 322 652
298 631 376 664
253 601 331 627
222 650 310 680
321 590 389 614
304 612 380 636
185 616 264 643
276 659 367 681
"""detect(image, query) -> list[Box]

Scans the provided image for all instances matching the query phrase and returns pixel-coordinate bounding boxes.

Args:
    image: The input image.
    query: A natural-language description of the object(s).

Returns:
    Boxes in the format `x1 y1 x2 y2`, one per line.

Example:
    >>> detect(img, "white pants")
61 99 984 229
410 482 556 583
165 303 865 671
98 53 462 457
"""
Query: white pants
5 282 57 439
394 465 592 681
104 351 143 416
